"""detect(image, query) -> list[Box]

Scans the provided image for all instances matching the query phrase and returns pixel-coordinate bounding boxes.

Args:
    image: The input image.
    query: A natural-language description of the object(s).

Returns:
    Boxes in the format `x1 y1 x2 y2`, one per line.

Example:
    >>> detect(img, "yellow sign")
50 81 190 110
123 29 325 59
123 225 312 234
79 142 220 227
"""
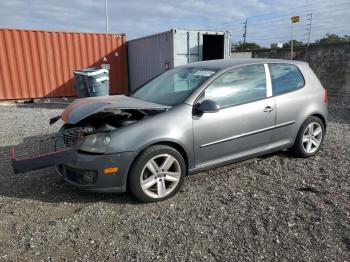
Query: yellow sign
291 16 300 23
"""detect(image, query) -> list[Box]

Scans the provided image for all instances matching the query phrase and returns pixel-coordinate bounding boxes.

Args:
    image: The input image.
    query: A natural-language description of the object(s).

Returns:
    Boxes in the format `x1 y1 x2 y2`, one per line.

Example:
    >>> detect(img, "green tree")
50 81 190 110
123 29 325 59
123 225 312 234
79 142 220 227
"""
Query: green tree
315 33 350 45
283 40 304 48
232 42 261 51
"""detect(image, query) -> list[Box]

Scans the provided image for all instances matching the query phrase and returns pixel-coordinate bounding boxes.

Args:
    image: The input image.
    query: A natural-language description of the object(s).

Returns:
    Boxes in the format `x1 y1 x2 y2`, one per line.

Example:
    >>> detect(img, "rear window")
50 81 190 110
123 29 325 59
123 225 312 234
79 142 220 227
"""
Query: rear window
269 63 305 96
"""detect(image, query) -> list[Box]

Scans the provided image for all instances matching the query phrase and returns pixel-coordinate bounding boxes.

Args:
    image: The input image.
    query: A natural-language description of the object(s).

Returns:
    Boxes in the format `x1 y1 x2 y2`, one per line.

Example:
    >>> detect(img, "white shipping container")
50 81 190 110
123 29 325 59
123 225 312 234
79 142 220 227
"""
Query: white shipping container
127 28 231 91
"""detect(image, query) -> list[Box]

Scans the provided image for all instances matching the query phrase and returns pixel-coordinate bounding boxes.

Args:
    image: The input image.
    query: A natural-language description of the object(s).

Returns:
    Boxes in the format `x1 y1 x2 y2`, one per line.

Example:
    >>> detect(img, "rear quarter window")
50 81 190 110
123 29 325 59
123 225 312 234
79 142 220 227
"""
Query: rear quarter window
268 63 305 96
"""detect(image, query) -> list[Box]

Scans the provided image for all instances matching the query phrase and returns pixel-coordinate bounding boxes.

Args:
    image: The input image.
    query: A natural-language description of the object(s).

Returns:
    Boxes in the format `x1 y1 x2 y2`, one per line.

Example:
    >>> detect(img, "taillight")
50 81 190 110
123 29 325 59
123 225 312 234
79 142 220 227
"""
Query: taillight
324 89 328 103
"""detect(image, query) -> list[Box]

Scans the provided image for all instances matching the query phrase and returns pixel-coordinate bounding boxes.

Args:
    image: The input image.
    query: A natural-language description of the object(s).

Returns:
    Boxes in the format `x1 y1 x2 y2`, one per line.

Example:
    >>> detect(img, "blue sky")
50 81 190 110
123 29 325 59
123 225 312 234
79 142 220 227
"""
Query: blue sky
0 0 349 47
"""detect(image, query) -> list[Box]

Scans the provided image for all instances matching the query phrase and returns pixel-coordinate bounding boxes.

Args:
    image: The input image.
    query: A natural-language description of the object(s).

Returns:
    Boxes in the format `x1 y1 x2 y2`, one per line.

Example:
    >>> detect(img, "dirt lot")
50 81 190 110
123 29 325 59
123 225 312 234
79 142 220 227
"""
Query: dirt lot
0 101 349 261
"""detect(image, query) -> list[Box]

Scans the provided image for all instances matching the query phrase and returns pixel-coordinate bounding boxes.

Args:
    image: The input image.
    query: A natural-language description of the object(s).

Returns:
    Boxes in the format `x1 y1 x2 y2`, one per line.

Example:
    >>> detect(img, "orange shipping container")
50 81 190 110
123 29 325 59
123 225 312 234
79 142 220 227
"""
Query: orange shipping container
0 29 129 100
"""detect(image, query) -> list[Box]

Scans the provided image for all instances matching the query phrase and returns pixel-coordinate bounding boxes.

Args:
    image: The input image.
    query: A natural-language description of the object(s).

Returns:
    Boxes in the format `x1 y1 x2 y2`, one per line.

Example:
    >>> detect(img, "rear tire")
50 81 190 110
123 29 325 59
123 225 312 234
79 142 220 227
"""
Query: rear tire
128 145 186 203
291 116 325 157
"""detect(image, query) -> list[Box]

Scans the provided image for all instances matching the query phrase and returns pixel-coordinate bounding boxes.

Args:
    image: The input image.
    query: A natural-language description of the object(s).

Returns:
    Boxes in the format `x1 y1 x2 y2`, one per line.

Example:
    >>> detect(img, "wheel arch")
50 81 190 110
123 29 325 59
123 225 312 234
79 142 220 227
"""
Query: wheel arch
291 112 326 157
310 113 326 130
125 140 190 194
148 141 189 170
291 111 327 147
127 139 190 180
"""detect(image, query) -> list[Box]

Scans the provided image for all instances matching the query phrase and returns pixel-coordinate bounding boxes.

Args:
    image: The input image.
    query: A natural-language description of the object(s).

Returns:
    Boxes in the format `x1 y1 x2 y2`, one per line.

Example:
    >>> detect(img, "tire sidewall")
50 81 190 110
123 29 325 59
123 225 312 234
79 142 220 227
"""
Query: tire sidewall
128 145 186 203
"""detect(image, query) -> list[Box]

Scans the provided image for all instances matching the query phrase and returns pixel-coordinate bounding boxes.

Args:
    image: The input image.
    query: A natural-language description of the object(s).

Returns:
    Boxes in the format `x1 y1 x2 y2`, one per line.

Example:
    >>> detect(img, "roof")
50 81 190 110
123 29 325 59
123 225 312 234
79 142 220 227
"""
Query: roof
127 28 229 43
180 58 307 70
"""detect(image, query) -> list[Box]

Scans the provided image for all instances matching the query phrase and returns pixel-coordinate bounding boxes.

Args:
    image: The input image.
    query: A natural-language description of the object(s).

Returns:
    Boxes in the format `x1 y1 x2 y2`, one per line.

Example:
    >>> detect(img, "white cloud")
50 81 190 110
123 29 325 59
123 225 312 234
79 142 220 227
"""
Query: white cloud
0 0 349 46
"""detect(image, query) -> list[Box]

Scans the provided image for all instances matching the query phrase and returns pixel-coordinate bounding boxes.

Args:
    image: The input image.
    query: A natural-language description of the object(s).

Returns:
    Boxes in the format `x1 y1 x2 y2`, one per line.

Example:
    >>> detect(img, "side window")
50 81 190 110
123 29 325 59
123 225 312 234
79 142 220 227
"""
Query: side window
204 64 266 108
269 63 305 96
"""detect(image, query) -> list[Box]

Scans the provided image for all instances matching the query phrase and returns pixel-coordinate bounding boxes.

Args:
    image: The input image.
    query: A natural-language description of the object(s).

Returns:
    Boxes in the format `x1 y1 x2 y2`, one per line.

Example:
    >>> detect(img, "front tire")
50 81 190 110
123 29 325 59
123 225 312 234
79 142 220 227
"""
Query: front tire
128 145 186 203
291 116 325 157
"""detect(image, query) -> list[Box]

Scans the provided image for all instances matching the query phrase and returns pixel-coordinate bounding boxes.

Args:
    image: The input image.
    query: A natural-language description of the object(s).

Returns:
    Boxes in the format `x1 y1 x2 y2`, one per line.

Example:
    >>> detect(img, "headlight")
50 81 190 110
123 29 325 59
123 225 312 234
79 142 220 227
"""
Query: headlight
79 133 111 153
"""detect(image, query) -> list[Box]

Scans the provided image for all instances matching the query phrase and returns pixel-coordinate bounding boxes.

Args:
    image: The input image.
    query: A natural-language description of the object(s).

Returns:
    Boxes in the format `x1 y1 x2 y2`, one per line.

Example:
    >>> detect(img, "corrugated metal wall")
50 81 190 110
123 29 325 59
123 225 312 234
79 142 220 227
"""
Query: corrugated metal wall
127 31 174 91
127 29 231 91
0 29 128 100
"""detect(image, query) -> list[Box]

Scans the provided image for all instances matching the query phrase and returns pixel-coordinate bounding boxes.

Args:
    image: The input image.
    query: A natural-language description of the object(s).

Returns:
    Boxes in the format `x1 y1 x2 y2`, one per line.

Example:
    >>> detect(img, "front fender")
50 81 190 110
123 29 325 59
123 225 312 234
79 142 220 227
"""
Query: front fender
105 104 195 169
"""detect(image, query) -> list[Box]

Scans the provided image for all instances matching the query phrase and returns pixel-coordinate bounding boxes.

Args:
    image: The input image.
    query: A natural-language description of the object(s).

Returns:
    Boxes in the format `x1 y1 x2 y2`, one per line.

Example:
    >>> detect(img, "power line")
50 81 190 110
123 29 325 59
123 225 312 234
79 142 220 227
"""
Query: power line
245 0 349 20
245 29 350 42
306 26 350 32
238 23 350 36
230 16 308 30
238 21 305 31
229 3 350 31
244 31 350 43
228 0 350 27
229 1 350 46
233 19 350 37
247 35 306 41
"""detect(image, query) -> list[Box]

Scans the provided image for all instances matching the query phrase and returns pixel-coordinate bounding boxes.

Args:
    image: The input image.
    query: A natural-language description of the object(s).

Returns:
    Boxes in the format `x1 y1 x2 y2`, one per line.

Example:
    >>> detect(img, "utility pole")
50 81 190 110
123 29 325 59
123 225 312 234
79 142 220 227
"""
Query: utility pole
242 19 247 44
105 0 109 33
304 13 313 59
305 13 313 47
290 16 300 60
291 21 293 60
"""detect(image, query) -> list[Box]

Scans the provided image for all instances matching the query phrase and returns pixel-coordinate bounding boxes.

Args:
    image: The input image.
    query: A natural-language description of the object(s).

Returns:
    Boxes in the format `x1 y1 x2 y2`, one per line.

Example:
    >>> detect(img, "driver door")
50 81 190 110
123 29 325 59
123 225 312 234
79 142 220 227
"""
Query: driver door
193 64 276 167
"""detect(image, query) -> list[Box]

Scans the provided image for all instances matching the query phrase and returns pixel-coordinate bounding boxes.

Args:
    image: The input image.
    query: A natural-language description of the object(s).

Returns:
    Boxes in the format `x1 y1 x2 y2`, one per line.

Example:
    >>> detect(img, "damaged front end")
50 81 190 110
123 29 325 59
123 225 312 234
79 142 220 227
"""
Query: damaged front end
11 128 85 174
11 95 170 174
63 108 151 154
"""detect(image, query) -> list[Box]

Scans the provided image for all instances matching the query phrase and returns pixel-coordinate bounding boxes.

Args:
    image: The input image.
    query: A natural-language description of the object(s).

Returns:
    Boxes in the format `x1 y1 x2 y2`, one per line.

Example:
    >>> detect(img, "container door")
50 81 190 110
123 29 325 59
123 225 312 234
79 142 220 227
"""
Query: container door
202 35 225 60
173 30 201 67
223 31 231 59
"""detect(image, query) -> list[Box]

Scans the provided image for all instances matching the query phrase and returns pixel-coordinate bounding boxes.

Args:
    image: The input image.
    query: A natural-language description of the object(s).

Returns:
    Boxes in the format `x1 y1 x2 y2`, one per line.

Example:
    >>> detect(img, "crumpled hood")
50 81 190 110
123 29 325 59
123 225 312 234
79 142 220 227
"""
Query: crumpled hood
61 95 171 124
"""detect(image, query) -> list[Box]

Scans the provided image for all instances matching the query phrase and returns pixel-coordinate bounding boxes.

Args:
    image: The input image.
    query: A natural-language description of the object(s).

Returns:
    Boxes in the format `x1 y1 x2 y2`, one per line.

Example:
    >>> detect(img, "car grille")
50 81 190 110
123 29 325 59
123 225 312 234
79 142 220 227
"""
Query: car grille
66 166 98 185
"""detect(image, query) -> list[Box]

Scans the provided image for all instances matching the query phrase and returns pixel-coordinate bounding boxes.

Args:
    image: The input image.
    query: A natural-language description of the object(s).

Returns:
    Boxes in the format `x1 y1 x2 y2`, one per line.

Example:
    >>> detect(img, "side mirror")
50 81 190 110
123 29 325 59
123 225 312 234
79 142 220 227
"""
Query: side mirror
194 99 220 115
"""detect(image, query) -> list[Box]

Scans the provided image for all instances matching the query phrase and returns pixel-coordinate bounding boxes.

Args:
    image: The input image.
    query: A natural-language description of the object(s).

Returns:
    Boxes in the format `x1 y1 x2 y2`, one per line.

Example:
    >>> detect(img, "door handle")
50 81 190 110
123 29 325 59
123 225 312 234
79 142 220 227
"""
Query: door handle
263 106 273 113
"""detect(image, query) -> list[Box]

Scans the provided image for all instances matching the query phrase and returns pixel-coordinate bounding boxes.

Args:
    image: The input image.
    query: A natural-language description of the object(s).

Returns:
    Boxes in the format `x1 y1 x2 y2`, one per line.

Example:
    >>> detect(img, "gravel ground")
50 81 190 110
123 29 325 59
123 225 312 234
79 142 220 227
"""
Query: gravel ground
0 101 349 261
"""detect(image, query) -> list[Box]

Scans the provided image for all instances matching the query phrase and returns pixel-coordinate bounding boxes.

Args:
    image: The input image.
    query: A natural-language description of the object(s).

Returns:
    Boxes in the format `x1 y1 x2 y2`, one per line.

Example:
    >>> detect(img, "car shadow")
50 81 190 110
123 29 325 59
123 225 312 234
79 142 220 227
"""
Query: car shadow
257 149 297 159
0 136 139 205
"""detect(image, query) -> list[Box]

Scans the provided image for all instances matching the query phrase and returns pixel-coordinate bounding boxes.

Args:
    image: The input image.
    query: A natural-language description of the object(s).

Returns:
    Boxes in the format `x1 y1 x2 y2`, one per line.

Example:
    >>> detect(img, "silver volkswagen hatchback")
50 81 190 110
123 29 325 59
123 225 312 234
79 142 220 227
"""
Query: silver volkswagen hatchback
57 59 328 202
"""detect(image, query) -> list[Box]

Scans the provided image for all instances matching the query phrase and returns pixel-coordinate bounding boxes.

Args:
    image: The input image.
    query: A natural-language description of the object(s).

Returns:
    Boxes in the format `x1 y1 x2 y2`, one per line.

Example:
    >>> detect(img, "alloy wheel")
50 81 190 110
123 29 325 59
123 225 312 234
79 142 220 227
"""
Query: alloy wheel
140 154 181 199
302 122 323 154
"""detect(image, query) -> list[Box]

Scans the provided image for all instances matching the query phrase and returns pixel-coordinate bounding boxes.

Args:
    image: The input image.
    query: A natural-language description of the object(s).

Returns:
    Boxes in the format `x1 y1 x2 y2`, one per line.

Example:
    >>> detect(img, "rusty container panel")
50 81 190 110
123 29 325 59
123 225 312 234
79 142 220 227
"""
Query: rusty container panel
0 29 129 100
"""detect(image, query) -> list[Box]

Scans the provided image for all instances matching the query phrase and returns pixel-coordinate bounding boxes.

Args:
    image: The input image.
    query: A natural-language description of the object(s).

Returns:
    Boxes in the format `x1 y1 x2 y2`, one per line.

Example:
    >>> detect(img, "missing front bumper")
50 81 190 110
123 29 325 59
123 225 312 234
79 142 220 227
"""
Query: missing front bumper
12 148 77 174
11 128 84 174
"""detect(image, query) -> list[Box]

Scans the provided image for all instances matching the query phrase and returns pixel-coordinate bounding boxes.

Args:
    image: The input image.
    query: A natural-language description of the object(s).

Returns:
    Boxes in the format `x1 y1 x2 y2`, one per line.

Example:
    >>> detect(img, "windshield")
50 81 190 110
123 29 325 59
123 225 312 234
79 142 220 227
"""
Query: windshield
131 67 217 106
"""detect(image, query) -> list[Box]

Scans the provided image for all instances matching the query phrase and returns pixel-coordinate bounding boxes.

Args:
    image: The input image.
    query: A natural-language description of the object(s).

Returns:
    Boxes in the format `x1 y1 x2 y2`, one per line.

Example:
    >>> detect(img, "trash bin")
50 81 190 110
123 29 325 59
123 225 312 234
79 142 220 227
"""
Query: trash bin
74 68 99 98
73 68 109 98
74 70 89 98
85 69 109 97
86 78 110 97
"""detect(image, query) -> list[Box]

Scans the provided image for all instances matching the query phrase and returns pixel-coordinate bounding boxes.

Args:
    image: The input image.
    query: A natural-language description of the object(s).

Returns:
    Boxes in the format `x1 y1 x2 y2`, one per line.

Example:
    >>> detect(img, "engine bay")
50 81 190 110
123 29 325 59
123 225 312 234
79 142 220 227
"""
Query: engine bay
63 109 163 134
